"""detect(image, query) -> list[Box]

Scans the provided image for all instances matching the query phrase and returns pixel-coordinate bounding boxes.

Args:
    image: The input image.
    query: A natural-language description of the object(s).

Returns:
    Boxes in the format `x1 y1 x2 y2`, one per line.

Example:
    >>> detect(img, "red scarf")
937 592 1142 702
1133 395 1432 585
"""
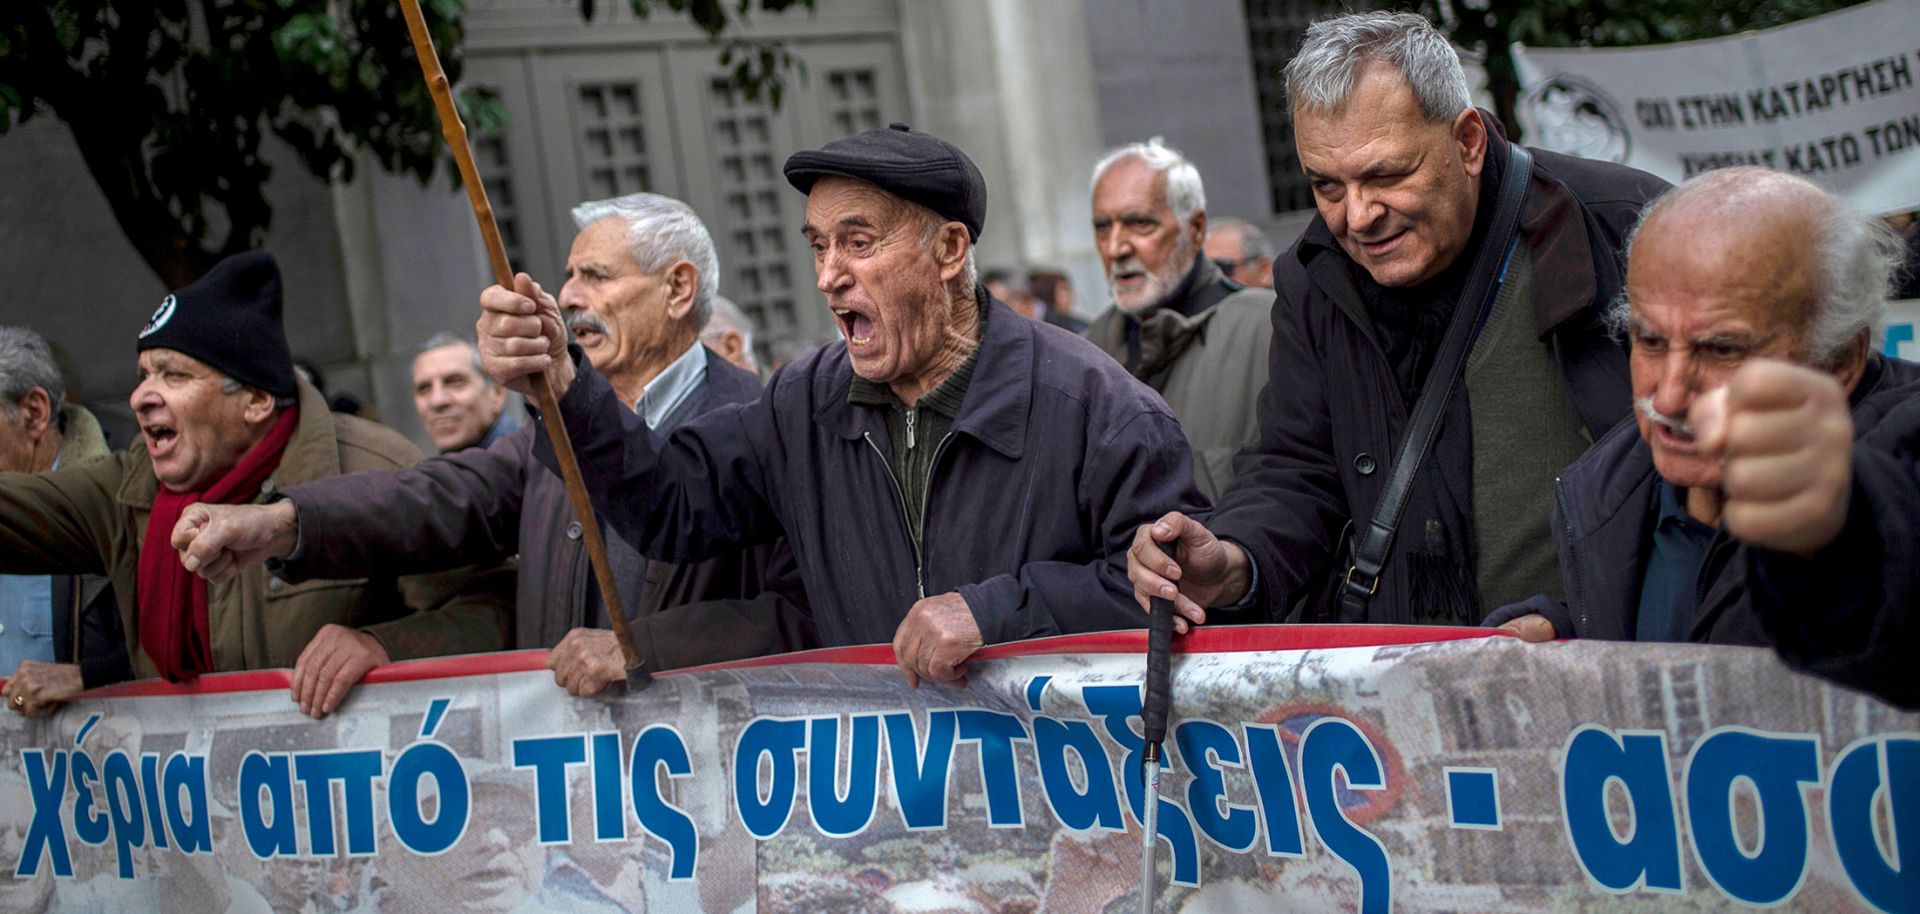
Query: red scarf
138 406 299 682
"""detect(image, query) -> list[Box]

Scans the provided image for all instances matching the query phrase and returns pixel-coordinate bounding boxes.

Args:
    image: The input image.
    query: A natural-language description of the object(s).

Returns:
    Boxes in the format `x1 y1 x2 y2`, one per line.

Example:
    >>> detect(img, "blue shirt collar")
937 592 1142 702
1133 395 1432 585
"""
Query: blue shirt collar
1655 479 1714 532
638 339 707 430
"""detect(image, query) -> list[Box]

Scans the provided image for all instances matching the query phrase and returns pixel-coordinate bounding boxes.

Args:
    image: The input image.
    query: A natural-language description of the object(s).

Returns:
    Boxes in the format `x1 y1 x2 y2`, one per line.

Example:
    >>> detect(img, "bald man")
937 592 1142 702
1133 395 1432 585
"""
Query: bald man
1486 167 1920 710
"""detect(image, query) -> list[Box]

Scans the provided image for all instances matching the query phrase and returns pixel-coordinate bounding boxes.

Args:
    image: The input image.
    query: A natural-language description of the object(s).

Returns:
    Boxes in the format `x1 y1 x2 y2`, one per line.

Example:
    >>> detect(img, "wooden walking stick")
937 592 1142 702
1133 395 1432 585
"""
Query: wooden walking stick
398 0 653 690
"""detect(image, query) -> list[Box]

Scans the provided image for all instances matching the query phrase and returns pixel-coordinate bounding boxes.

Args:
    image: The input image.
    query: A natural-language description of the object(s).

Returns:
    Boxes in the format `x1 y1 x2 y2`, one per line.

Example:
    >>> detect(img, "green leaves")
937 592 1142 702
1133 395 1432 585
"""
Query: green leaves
0 0 814 287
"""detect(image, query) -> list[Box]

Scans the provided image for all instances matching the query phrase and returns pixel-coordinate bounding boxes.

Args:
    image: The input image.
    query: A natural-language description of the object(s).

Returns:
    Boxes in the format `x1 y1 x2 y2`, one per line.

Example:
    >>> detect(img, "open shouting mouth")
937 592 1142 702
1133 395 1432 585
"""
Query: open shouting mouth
833 307 876 347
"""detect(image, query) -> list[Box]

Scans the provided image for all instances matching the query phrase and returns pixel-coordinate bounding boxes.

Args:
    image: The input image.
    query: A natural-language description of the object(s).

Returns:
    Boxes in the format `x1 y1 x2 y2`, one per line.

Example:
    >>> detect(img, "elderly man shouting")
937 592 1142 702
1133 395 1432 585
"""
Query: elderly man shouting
173 194 808 703
0 252 511 717
1487 168 1920 709
480 123 1203 686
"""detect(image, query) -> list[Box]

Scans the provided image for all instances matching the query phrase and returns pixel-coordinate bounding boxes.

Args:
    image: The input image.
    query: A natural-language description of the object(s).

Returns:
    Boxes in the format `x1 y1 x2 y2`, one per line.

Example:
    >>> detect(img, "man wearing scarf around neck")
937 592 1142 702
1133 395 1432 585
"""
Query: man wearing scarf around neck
0 252 512 718
1083 138 1275 502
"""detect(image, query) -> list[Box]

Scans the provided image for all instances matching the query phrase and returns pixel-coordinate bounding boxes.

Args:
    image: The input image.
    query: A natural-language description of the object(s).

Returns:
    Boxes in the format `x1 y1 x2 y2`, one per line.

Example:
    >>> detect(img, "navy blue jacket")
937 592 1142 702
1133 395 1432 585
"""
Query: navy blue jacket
1485 355 1920 709
534 295 1205 647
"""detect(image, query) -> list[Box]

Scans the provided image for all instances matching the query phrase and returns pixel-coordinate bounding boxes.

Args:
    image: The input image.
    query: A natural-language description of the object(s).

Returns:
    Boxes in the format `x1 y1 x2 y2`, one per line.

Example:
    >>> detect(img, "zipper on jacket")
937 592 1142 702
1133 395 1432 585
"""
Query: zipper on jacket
1555 478 1589 636
914 432 958 599
864 432 926 599
905 409 917 449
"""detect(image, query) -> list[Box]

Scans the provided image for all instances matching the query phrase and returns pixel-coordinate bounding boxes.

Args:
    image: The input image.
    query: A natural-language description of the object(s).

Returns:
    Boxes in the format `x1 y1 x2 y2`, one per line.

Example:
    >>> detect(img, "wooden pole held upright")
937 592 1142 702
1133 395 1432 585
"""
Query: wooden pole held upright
397 0 652 690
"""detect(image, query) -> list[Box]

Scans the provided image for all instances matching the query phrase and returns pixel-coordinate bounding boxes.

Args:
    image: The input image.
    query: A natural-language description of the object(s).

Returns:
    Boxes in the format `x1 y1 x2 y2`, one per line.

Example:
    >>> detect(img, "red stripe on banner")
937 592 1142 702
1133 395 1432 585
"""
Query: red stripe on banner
12 625 1508 700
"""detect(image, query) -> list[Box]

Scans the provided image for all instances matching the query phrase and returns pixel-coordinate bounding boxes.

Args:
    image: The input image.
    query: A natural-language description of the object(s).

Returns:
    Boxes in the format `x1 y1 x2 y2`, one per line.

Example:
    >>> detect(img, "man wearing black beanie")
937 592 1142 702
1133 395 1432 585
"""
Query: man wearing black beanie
0 251 511 719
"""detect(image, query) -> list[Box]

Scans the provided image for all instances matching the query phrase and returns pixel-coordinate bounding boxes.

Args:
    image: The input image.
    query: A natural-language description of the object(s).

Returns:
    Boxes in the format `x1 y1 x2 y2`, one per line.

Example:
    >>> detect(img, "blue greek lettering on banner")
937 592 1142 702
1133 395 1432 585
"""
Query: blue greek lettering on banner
883 710 957 831
1176 719 1259 853
1299 716 1394 914
1560 726 1685 894
510 734 588 845
1682 727 1820 906
1243 724 1307 857
807 714 882 838
18 750 71 877
629 724 698 880
735 717 806 840
1827 736 1919 912
238 751 298 859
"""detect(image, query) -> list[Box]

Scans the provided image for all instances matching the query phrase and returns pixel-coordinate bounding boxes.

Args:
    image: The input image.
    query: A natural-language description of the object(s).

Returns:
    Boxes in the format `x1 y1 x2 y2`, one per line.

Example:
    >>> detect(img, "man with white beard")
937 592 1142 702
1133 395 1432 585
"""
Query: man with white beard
1083 138 1274 500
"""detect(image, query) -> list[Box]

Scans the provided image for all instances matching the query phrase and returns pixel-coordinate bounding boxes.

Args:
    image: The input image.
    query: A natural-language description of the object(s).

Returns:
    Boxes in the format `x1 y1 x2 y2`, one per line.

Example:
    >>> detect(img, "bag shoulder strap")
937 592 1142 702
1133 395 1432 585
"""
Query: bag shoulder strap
1338 144 1534 621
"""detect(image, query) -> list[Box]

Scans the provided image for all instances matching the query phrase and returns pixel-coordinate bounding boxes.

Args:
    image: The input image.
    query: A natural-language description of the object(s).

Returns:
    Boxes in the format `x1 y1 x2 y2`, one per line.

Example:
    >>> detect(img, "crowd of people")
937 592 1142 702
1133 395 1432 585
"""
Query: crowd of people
1 10 1914 726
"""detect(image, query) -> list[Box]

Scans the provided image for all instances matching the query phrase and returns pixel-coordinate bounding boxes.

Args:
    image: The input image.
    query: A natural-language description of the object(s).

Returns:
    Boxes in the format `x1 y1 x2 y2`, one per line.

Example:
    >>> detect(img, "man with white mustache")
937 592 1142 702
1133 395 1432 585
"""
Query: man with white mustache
1488 167 1920 710
476 123 1204 688
1083 138 1274 501
173 194 810 704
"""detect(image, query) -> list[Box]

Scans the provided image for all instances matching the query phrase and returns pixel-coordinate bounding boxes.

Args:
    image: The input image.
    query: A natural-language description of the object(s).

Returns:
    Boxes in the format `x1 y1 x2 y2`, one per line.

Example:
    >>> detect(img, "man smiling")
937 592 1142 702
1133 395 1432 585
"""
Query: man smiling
0 252 510 716
411 332 517 453
1129 11 1668 628
478 123 1202 686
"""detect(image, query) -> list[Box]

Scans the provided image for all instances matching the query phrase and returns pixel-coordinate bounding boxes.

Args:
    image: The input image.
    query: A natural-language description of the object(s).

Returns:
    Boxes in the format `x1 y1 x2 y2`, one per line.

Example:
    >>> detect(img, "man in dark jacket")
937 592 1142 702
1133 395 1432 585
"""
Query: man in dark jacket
477 123 1204 687
174 194 810 698
1128 11 1668 628
1486 167 1920 710
1084 138 1275 501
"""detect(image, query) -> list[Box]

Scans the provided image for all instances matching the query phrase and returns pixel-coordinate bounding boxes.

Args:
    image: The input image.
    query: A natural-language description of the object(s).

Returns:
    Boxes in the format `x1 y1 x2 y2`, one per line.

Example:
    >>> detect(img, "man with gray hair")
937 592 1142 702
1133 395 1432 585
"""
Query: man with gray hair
1487 167 1920 709
1085 138 1274 500
1205 217 1275 289
475 123 1203 688
175 193 810 701
0 326 126 692
701 294 760 375
1130 11 1668 628
411 331 519 452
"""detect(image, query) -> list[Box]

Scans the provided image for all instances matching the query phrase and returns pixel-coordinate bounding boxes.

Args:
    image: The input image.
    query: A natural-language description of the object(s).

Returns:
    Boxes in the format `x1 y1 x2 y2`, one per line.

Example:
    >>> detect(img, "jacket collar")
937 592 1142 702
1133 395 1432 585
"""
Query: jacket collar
116 379 342 511
816 286 1031 459
1295 111 1605 341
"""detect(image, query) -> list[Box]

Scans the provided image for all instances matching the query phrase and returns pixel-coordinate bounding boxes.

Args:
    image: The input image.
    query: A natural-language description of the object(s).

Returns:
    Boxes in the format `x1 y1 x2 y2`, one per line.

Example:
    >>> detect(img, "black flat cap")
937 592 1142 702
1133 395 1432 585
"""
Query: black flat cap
783 122 987 241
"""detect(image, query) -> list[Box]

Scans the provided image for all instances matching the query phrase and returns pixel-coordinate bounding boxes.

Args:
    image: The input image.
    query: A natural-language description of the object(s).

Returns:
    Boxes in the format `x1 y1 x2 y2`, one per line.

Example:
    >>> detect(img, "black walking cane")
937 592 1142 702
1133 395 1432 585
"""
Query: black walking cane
1140 539 1178 914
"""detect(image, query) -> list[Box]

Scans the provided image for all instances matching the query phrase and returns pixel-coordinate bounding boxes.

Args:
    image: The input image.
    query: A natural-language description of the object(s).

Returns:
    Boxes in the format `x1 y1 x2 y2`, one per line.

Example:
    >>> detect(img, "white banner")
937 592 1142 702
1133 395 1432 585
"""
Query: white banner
1513 0 1920 214
3 628 1916 912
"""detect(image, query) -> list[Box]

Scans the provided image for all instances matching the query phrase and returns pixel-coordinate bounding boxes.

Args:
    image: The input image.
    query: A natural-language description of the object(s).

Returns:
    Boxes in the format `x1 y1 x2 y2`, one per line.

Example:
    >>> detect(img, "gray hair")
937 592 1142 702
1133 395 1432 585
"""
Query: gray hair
701 295 760 372
1614 166 1899 366
0 325 66 429
1212 217 1274 261
1090 137 1207 224
1284 11 1472 123
571 193 720 328
414 331 494 389
908 203 979 291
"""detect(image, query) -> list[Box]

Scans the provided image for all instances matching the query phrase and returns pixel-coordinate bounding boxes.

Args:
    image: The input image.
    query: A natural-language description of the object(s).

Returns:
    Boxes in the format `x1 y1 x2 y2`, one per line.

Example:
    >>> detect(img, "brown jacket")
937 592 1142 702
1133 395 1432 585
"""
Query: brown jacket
0 381 512 678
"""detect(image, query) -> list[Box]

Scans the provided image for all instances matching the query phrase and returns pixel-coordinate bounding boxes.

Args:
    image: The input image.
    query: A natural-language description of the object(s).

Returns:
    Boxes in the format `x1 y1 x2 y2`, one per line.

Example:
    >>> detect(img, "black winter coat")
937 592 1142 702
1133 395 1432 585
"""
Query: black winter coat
1207 127 1670 624
1486 355 1920 709
532 294 1206 647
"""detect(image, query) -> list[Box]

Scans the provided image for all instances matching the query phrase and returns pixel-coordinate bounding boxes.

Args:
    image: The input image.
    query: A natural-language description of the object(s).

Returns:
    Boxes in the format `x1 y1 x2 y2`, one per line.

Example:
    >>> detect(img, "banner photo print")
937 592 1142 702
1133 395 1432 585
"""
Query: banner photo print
1512 0 1920 215
2 627 1915 913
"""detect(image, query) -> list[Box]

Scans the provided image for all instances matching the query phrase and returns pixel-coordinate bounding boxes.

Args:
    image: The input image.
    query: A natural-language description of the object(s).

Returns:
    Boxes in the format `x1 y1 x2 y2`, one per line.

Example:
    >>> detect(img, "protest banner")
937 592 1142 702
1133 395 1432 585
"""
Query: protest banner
1511 0 1920 215
2 626 1913 912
